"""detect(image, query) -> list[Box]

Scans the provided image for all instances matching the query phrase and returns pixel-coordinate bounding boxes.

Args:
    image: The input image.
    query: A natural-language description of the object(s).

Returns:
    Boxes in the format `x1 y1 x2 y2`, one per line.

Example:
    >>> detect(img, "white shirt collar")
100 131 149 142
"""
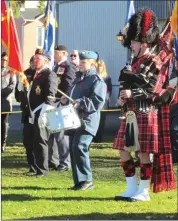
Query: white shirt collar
36 66 48 74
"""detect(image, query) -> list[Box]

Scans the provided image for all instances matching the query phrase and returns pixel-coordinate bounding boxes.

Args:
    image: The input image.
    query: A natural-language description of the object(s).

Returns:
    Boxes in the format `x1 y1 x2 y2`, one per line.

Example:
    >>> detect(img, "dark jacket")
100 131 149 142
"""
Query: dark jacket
1 68 16 112
103 75 112 109
70 69 106 136
53 60 76 98
170 68 178 118
15 67 36 122
103 75 112 96
29 68 58 113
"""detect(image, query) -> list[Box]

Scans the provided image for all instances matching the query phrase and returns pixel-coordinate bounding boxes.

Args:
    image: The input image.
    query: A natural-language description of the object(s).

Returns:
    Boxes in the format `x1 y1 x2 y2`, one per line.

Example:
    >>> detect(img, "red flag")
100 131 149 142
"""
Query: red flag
1 0 29 88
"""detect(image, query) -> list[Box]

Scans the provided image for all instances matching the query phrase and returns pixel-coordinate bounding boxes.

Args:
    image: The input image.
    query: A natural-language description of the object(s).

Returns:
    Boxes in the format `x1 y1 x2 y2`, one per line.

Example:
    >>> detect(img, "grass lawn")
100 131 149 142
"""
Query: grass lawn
1 132 178 220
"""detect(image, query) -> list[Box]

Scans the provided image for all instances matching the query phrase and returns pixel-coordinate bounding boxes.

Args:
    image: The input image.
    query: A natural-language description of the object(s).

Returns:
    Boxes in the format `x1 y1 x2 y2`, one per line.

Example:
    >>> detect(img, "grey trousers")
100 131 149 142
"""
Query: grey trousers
48 131 71 168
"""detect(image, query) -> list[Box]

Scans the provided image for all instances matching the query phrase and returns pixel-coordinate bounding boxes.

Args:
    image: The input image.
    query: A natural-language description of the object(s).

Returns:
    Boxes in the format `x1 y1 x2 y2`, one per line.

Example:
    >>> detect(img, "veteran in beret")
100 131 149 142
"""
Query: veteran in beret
63 50 106 190
18 49 58 176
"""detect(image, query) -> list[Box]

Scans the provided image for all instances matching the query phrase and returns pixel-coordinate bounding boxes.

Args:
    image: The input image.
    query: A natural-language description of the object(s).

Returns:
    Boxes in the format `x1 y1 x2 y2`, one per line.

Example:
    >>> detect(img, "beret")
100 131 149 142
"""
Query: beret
54 45 68 52
79 50 98 60
35 48 51 61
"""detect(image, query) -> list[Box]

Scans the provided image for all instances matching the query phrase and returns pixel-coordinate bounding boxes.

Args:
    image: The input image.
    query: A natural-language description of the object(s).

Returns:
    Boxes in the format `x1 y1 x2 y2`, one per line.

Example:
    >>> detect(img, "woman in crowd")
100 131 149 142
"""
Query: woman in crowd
94 59 112 142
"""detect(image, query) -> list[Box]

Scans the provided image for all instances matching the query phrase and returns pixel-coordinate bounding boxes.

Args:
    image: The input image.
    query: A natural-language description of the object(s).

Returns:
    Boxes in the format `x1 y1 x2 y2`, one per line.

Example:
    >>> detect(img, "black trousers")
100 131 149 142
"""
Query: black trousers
33 122 50 175
23 122 37 172
93 112 106 143
1 114 9 151
170 115 178 163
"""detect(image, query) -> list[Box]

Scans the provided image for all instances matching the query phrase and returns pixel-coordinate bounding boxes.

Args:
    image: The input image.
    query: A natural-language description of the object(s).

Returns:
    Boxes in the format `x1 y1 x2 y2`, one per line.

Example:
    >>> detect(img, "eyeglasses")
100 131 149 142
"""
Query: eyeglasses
70 54 77 58
1 59 8 61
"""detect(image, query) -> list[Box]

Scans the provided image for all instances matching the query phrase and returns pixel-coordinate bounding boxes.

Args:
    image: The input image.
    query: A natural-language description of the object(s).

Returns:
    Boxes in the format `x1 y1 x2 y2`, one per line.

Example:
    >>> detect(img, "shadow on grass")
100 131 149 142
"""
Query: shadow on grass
6 132 23 147
2 186 66 191
16 212 178 220
91 143 113 149
91 160 120 168
91 156 119 160
1 156 27 169
1 194 114 202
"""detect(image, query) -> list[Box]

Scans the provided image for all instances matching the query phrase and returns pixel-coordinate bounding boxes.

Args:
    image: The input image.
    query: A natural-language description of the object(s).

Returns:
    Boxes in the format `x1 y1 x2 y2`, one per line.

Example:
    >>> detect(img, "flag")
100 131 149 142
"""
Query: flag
168 0 175 15
123 0 135 34
43 0 55 69
1 0 29 88
170 0 177 35
170 0 178 59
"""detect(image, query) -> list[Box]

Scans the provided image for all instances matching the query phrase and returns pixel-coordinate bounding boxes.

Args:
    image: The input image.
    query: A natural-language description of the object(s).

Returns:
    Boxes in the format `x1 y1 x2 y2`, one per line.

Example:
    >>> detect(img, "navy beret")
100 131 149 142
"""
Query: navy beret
54 45 68 52
79 50 98 60
35 48 51 61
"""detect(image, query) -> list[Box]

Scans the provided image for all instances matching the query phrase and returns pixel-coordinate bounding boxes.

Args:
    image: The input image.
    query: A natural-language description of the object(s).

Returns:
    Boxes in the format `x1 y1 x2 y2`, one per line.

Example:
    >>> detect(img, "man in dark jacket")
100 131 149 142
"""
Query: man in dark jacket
48 45 76 171
17 50 58 176
15 56 36 173
1 52 16 152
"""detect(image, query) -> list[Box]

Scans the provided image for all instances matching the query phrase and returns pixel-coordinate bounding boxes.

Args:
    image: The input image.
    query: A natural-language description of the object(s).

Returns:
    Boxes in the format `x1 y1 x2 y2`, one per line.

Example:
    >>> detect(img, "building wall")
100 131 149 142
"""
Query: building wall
134 0 170 19
25 1 39 9
23 19 44 69
14 17 25 56
56 1 128 106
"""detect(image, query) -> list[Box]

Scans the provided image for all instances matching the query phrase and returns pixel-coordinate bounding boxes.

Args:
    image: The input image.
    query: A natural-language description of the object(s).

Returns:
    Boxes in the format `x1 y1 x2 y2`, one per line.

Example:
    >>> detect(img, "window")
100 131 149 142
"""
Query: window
36 27 45 48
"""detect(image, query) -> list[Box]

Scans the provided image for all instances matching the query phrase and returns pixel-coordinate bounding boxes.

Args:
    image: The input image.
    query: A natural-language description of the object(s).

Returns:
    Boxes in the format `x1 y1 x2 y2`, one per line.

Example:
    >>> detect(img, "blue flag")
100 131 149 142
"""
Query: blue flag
169 0 178 60
43 0 55 68
123 0 135 34
168 0 175 15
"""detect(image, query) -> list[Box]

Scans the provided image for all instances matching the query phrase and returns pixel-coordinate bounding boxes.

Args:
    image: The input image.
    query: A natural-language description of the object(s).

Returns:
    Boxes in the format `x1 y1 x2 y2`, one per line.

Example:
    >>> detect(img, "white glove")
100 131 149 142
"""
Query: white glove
38 104 54 128
38 113 48 128
17 80 24 92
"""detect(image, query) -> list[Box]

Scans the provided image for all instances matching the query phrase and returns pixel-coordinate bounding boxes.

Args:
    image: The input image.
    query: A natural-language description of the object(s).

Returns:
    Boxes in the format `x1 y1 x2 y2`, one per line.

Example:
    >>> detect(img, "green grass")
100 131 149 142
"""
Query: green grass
1 133 178 220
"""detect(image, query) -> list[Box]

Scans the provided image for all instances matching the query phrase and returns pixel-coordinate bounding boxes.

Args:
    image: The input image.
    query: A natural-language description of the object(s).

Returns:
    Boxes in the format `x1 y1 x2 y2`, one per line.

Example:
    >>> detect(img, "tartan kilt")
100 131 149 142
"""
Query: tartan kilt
113 108 159 153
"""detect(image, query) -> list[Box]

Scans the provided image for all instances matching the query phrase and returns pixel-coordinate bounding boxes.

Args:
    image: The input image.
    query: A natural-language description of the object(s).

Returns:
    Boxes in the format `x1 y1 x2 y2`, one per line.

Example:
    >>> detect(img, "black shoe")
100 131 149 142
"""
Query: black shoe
172 157 178 164
56 165 71 171
36 173 45 177
114 195 131 201
68 184 80 190
23 168 36 175
74 181 94 190
49 163 58 170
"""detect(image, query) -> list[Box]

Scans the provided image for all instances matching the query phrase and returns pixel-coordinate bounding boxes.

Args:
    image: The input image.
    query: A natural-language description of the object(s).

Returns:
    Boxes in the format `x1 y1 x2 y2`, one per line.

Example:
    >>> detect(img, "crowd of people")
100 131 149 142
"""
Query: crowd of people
1 8 178 201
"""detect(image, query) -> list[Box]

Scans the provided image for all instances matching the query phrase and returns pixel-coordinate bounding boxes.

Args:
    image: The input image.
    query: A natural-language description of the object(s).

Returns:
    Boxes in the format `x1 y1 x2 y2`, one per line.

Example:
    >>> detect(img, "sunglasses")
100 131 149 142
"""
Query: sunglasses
70 54 77 58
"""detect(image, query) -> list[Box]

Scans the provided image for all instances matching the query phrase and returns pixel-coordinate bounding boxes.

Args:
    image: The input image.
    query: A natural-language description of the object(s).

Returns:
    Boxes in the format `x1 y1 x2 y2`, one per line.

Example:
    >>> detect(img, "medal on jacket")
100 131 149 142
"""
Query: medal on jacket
57 67 65 76
35 85 41 95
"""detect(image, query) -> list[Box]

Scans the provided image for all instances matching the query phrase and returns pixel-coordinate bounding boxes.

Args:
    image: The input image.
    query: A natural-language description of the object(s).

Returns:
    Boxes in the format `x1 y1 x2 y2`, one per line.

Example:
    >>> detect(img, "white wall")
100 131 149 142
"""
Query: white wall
56 1 128 107
25 0 39 9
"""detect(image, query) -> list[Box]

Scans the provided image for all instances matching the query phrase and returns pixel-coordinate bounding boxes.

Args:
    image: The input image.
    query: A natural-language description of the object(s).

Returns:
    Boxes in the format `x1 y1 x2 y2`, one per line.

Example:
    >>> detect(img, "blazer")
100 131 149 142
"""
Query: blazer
1 68 16 112
29 67 58 114
53 60 76 98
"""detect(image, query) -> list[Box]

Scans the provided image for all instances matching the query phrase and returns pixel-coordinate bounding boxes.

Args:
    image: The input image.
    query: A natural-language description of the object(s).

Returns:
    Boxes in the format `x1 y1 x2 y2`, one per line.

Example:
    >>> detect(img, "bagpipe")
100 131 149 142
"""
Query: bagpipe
118 21 176 110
